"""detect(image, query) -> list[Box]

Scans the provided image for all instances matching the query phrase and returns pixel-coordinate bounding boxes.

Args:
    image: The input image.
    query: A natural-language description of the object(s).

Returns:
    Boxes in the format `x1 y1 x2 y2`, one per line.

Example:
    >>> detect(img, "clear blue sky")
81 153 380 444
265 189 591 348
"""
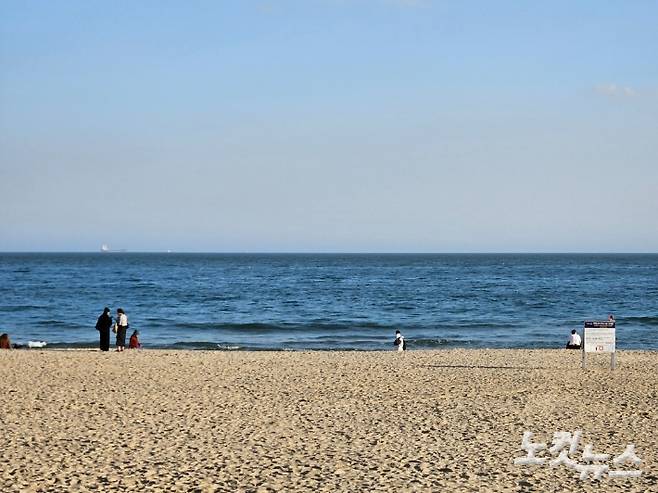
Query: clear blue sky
1 1 657 252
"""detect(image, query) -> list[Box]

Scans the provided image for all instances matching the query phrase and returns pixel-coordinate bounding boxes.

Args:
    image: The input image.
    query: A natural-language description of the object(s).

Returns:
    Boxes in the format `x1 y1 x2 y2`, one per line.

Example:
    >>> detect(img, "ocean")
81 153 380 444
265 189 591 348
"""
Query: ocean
0 253 656 350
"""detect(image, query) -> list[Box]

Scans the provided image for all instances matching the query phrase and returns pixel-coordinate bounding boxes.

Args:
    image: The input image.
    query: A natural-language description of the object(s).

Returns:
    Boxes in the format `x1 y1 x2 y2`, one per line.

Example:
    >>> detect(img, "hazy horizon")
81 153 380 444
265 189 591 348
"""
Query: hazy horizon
2 1 657 253
2 249 658 255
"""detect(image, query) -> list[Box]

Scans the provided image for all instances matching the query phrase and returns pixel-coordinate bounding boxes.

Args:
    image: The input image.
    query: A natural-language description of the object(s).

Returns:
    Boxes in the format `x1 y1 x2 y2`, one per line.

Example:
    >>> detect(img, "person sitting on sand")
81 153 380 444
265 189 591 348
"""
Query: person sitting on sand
0 333 11 350
566 329 581 350
128 330 141 349
394 330 406 352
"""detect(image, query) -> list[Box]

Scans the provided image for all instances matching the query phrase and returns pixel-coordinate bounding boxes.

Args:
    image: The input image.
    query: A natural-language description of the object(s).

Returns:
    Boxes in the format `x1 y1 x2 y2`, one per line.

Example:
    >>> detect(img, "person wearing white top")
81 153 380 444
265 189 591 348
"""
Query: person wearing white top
115 308 129 352
566 329 581 349
394 330 406 352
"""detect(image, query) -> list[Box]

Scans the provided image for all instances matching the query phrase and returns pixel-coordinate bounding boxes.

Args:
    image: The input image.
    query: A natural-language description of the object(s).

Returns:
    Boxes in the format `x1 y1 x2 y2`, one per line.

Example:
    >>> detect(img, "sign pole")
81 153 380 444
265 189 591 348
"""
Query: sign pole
611 352 616 370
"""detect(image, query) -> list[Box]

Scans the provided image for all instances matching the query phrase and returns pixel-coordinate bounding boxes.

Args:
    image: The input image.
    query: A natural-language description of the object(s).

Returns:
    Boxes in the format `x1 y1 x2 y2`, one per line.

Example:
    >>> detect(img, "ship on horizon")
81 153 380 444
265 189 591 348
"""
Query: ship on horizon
100 244 127 253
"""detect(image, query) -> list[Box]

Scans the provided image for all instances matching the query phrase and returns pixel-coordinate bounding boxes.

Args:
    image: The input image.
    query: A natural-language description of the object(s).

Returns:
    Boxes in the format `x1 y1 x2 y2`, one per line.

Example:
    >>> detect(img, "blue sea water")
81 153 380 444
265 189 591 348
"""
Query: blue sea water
0 253 656 350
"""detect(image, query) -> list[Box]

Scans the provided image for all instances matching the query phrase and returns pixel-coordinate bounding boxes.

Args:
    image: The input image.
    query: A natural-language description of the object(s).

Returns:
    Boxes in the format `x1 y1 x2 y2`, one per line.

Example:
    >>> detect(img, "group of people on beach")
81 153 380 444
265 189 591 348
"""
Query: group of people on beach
95 307 140 352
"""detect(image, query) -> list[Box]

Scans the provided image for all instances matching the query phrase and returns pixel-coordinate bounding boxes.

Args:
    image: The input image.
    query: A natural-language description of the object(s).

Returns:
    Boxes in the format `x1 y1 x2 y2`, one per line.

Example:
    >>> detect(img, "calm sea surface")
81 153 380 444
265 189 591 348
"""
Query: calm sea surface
0 253 656 350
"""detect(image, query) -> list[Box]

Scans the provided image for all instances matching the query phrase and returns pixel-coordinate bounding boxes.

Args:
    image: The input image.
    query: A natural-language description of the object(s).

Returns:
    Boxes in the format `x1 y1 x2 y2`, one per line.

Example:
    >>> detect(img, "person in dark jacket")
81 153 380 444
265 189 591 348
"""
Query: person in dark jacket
95 307 113 351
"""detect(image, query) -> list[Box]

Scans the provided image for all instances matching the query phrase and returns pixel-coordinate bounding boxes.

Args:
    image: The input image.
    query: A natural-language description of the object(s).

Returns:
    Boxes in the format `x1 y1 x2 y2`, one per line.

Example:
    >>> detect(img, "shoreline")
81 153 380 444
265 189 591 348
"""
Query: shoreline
8 346 658 354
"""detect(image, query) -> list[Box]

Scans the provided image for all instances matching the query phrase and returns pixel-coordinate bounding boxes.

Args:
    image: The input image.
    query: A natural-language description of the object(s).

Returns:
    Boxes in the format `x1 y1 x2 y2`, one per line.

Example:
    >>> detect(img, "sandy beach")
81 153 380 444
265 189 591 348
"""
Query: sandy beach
1 349 656 492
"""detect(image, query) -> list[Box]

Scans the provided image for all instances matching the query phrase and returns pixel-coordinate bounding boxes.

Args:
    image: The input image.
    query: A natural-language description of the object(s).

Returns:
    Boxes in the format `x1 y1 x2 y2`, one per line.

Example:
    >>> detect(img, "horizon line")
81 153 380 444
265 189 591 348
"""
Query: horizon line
1 251 657 255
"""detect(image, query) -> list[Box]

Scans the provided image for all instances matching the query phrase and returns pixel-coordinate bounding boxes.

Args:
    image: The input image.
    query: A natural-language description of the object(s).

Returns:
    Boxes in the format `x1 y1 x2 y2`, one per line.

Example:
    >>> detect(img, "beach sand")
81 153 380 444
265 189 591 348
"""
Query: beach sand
1 349 657 492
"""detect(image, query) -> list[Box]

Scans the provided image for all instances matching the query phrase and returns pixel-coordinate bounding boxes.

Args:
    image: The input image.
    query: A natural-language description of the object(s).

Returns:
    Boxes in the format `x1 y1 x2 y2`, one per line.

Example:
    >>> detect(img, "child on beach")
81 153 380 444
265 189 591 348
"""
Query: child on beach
394 330 406 352
128 330 141 349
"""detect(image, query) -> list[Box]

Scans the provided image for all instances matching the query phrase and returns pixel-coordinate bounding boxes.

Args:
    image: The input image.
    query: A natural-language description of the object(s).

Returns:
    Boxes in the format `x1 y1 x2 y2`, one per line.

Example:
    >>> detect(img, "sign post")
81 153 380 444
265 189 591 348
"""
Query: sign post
582 320 616 370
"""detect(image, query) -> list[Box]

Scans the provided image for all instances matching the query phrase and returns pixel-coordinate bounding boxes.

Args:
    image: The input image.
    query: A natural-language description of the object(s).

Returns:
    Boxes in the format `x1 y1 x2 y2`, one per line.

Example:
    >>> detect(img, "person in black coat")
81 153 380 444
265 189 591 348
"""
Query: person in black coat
95 307 113 351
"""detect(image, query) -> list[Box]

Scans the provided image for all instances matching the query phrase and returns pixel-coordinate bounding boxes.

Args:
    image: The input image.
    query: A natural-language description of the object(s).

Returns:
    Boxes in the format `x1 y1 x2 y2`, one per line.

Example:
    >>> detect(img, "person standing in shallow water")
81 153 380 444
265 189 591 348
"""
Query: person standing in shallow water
95 307 113 352
115 308 129 352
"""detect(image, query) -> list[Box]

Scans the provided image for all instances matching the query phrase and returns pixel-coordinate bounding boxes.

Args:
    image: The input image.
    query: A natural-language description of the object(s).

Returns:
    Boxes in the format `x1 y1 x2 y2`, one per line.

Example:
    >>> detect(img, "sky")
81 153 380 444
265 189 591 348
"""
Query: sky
1 0 657 253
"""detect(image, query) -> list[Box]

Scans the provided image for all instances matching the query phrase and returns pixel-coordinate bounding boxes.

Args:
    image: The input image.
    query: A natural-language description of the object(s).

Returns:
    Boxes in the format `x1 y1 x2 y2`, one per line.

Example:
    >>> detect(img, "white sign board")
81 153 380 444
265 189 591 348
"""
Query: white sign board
582 320 616 370
584 327 616 353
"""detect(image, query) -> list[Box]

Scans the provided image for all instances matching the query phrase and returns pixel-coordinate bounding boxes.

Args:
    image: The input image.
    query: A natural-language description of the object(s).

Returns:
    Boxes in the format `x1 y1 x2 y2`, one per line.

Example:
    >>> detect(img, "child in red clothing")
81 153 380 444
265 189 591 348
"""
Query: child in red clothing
128 330 141 349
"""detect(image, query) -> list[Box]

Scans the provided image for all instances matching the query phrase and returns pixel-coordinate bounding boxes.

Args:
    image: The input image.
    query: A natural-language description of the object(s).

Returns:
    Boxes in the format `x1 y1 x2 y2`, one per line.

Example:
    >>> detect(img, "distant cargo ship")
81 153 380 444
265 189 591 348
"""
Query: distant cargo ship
100 244 126 253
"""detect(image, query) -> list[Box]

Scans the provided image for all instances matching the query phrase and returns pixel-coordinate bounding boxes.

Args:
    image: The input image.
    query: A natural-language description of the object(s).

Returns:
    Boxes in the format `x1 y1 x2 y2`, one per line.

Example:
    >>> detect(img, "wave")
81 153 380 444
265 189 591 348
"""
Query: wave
171 321 395 333
200 294 242 302
162 341 244 350
0 304 50 312
41 341 99 349
167 321 515 333
408 337 453 347
35 319 69 327
446 322 516 330
622 316 658 327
